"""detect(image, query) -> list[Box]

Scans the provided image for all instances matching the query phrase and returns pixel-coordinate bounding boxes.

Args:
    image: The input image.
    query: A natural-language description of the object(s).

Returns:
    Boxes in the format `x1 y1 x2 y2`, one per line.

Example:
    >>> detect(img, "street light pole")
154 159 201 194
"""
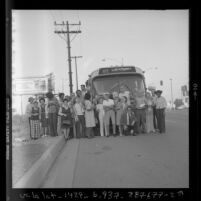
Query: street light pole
170 78 174 109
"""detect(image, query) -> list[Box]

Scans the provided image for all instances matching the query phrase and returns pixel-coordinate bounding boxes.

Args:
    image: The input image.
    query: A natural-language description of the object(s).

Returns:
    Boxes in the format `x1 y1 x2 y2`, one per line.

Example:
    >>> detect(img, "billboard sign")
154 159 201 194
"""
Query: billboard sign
13 76 50 95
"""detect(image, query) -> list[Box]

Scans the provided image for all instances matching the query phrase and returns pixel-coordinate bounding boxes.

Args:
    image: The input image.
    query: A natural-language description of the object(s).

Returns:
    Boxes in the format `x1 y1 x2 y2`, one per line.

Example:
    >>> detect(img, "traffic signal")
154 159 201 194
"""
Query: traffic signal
160 80 163 86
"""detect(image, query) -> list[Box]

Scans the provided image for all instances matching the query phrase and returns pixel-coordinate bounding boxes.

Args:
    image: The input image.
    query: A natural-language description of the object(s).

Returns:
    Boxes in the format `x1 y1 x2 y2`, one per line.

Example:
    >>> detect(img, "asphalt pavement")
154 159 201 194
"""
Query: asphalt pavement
42 109 189 188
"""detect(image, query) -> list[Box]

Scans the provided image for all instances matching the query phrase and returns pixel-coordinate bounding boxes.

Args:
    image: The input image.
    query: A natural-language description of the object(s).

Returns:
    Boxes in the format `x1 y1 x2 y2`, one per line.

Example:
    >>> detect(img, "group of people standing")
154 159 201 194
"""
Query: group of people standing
25 84 167 141
93 87 167 137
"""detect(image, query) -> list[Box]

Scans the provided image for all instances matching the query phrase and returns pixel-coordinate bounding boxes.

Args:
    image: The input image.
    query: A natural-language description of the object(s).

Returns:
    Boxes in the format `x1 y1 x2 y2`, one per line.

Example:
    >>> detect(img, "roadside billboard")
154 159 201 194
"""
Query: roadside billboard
13 74 55 95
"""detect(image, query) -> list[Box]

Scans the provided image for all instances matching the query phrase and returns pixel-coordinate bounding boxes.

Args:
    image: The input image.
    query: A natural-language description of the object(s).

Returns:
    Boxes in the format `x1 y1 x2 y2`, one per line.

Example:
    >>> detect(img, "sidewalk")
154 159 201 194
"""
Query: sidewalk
12 136 59 186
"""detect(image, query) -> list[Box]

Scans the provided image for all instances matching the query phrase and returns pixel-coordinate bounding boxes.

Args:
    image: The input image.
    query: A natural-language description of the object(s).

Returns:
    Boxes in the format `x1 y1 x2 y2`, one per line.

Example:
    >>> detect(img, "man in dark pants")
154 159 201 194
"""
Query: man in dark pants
74 90 85 138
155 90 167 134
151 90 158 132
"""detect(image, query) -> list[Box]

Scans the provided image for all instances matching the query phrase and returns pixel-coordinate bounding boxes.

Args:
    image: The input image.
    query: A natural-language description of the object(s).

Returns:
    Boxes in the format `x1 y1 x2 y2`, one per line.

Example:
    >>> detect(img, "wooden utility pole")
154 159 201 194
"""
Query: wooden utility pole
54 21 81 93
71 56 83 90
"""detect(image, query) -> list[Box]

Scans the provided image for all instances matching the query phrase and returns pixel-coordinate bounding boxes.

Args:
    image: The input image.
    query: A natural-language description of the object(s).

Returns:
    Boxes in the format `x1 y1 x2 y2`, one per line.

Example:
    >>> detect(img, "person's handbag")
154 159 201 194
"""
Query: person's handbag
63 119 71 125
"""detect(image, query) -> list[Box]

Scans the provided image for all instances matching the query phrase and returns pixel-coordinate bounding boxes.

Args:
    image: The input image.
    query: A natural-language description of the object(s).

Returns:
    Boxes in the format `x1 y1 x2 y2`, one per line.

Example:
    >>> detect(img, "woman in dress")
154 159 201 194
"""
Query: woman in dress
145 92 155 133
58 98 73 141
39 98 48 137
30 100 40 140
84 93 96 138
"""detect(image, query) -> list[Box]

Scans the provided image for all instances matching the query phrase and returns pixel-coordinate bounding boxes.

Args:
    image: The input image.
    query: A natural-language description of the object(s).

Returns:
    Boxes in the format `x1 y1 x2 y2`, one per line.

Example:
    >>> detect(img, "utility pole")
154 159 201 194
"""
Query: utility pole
170 78 174 109
71 56 83 90
54 21 81 94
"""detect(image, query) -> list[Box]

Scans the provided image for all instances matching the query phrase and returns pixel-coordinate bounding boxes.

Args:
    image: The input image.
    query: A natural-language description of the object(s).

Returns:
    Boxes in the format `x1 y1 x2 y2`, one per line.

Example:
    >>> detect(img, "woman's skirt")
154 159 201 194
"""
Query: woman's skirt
30 119 40 139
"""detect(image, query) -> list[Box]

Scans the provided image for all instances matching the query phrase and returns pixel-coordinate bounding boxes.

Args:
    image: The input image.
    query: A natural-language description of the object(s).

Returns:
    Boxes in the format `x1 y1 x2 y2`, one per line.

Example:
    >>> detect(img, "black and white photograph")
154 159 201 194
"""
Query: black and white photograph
11 10 189 189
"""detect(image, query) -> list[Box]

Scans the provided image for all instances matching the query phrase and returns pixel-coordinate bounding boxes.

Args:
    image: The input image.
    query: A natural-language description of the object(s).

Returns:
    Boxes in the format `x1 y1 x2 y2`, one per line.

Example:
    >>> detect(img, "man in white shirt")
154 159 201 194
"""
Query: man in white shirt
134 92 147 134
151 90 158 131
103 93 116 137
155 90 167 134
81 84 87 97
74 90 85 138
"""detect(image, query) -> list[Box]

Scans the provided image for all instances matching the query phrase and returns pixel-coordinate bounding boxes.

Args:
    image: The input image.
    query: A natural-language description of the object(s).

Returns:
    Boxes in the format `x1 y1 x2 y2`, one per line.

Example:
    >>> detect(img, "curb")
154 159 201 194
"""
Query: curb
41 139 80 188
14 136 66 188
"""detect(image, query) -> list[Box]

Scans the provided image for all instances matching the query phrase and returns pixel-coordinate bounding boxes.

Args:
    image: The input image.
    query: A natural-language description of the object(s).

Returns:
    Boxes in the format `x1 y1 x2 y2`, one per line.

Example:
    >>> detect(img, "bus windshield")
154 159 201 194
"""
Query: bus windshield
92 74 145 96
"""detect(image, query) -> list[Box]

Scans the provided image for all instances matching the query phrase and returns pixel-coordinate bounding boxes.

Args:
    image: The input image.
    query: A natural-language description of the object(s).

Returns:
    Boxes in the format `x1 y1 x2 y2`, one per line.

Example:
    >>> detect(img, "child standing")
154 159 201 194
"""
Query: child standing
30 100 40 140
96 97 105 137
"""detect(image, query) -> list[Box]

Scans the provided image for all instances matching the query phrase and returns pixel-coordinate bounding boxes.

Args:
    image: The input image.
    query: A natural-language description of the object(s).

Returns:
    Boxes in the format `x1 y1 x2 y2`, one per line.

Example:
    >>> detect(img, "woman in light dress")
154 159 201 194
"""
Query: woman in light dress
84 93 96 138
96 97 105 137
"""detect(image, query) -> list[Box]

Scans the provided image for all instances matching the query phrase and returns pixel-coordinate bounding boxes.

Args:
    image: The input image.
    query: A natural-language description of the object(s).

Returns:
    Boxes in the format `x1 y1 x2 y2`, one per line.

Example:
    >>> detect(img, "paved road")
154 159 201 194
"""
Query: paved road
42 109 189 188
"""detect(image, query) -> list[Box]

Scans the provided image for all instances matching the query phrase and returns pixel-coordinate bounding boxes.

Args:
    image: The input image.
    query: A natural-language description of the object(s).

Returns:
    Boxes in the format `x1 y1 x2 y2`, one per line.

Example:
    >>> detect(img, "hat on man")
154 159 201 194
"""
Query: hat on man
155 90 162 94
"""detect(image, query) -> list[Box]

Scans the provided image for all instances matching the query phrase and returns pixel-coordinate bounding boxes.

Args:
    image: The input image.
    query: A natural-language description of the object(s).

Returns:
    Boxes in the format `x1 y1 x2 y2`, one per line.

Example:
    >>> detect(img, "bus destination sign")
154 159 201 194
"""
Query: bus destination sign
99 66 136 75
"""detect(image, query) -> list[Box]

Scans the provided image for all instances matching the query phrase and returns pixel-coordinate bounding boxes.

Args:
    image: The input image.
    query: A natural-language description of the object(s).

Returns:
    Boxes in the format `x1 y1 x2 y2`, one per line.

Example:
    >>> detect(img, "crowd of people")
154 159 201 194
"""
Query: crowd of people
25 84 167 141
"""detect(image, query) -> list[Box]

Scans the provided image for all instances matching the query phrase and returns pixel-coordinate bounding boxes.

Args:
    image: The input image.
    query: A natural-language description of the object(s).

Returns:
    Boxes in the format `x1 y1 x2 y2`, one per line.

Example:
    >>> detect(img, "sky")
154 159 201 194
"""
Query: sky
12 10 189 102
